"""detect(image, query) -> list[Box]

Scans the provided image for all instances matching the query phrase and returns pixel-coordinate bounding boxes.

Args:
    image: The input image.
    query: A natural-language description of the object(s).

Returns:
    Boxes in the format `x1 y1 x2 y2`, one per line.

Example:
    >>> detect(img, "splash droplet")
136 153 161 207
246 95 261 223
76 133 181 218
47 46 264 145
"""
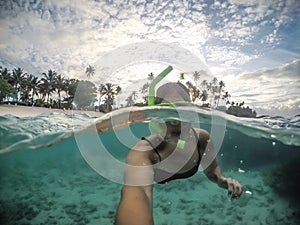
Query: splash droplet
272 142 276 146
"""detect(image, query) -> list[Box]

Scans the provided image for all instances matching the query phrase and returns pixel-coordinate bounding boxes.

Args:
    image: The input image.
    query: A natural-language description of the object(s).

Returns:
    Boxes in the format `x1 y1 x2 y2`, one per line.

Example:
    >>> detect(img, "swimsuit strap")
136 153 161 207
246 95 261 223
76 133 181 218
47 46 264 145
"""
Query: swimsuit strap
142 128 200 163
141 137 162 162
191 127 201 156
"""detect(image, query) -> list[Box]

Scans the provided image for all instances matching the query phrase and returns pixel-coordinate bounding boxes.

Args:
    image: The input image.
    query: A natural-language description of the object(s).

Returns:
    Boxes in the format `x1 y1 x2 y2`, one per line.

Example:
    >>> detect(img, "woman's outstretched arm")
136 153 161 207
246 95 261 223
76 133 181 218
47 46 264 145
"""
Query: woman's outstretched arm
115 142 154 225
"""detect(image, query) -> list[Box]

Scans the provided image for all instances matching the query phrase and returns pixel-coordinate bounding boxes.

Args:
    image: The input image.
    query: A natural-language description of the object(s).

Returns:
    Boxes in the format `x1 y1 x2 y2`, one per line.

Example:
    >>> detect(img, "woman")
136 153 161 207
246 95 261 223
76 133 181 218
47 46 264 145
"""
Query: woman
115 82 243 225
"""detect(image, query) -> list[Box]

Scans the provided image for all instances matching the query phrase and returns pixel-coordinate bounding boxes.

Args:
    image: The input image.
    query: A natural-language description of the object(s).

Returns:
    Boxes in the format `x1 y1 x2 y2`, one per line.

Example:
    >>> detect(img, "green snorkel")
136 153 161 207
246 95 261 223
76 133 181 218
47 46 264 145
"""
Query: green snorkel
148 65 195 107
148 65 173 106
148 65 186 149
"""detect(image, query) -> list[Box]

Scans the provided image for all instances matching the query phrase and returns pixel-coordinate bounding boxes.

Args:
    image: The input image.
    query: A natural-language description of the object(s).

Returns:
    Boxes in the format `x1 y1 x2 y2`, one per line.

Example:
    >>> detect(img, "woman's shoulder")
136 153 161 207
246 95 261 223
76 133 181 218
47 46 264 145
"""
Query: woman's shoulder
192 128 210 140
128 134 161 163
132 134 162 152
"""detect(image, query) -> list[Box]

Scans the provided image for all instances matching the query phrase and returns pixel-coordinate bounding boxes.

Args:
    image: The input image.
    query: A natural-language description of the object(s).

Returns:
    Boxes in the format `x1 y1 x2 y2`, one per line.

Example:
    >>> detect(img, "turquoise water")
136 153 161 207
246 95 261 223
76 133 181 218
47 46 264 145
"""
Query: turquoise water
0 109 300 224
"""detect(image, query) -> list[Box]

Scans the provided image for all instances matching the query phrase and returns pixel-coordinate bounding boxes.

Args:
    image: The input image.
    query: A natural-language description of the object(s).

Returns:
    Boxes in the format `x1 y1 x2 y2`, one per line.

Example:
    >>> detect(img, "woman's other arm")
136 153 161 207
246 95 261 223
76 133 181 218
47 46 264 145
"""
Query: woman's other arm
197 129 243 199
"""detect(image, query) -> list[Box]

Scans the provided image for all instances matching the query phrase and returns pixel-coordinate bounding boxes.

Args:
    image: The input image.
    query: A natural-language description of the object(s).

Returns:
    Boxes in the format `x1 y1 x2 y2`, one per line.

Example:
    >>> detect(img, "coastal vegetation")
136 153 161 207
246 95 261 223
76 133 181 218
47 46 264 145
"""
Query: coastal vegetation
0 66 121 113
0 65 256 117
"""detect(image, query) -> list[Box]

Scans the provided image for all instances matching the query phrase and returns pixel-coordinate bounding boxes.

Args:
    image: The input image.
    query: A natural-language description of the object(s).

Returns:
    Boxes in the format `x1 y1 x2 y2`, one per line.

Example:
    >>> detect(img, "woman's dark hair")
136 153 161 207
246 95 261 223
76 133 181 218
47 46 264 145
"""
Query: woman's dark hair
155 82 191 104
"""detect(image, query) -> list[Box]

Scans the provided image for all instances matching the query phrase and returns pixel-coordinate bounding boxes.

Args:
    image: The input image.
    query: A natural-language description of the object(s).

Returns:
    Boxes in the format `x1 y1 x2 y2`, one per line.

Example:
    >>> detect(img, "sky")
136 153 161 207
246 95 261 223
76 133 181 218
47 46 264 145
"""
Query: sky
0 0 299 117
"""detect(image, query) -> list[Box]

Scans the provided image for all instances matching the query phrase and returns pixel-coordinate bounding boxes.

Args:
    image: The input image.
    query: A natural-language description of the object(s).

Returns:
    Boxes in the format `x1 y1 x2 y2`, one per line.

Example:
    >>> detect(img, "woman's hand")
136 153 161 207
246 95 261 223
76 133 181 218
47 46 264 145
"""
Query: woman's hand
218 177 243 200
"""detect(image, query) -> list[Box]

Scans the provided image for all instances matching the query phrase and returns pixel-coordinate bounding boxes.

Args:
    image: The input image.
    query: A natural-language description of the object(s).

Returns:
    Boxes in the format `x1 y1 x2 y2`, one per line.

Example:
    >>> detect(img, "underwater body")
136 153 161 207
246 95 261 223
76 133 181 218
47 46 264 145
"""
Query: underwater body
0 107 300 225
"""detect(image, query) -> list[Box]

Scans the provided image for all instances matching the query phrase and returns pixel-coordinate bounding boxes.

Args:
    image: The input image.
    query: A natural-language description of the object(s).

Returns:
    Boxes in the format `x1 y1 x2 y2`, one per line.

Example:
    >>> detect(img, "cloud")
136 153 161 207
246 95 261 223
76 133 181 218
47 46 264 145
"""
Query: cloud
0 0 299 116
0 0 297 75
239 59 300 80
223 59 300 116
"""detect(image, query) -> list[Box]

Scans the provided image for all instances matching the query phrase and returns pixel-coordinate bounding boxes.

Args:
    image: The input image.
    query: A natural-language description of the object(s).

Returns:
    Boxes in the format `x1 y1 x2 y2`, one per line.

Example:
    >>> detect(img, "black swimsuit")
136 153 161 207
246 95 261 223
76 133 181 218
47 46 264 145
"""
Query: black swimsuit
141 128 201 184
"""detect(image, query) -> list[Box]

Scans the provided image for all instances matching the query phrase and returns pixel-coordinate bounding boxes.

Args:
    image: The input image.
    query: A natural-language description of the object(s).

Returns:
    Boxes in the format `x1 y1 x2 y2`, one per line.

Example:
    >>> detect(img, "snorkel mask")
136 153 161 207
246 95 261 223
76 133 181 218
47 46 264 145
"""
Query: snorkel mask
148 65 189 149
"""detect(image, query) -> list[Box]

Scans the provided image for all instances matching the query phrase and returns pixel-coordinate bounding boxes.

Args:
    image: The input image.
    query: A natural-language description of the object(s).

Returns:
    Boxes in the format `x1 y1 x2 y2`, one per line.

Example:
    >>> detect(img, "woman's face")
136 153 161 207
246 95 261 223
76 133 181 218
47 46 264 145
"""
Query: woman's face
159 90 192 138
165 120 191 137
161 91 185 103
157 119 191 139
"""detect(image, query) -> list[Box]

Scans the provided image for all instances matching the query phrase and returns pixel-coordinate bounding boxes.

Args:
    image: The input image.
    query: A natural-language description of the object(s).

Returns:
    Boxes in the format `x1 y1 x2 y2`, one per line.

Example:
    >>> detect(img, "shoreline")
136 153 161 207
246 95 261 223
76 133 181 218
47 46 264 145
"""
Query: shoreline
0 104 104 117
1 104 296 119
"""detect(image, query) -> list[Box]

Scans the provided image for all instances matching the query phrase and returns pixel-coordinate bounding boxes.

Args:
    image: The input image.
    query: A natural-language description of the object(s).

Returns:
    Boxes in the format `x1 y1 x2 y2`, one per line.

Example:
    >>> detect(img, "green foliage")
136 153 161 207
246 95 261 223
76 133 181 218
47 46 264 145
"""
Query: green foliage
67 79 79 100
85 65 95 79
0 78 16 103
34 99 46 107
124 70 256 117
0 65 125 111
227 105 257 118
100 83 122 112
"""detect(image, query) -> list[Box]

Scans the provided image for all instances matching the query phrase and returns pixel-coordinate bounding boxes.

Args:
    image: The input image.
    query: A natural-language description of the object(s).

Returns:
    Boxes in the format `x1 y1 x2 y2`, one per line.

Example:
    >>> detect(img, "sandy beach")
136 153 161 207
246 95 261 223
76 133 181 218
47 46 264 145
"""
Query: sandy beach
0 157 297 225
0 104 103 117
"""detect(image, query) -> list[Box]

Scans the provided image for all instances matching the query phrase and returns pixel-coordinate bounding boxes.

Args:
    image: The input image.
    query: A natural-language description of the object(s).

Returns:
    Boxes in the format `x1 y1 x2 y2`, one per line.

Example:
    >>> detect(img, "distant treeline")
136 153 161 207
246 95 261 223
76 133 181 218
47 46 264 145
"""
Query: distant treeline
126 70 257 118
0 65 121 113
0 65 256 117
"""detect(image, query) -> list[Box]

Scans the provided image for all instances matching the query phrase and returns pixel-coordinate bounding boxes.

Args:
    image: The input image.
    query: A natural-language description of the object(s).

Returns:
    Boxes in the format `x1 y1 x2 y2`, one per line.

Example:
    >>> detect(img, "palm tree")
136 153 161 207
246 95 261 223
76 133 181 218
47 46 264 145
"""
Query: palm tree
85 65 95 79
12 68 25 102
98 83 106 107
61 78 70 105
200 80 208 91
30 75 40 105
192 71 201 86
0 67 12 83
140 82 149 94
208 77 219 107
219 80 225 91
212 77 218 86
215 80 226 107
222 91 231 105
116 86 122 95
56 74 67 108
131 91 138 100
41 70 58 106
125 95 134 106
19 73 31 104
101 83 122 111
140 82 149 104
148 72 154 81
21 74 40 105
100 83 120 98
199 90 208 106
185 81 199 102
178 72 185 81
37 82 47 103
186 81 193 88
239 101 245 107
